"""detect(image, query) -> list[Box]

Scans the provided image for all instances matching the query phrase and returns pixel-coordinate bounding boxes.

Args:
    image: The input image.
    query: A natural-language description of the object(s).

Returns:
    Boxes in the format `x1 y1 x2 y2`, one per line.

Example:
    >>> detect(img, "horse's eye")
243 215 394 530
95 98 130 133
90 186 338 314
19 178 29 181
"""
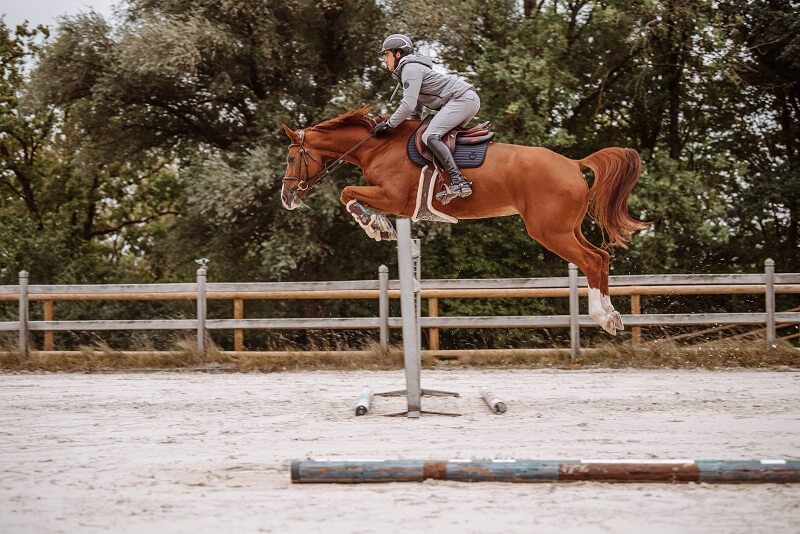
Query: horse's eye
288 156 295 163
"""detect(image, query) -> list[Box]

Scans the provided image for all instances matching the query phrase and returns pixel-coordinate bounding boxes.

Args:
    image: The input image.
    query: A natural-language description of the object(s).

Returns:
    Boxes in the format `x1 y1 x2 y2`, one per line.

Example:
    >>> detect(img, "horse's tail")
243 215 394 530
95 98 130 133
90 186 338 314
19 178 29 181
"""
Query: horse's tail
578 147 649 249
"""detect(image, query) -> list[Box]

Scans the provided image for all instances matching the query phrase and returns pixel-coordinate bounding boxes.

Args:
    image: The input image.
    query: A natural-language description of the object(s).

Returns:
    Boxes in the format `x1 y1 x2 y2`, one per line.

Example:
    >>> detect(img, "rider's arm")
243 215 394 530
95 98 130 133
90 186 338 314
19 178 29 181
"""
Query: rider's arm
387 64 424 127
411 101 424 120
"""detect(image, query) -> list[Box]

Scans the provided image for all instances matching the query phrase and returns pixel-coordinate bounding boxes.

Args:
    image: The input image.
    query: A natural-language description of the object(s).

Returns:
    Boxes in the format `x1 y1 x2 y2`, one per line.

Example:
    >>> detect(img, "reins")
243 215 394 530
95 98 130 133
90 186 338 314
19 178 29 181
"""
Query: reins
283 129 375 191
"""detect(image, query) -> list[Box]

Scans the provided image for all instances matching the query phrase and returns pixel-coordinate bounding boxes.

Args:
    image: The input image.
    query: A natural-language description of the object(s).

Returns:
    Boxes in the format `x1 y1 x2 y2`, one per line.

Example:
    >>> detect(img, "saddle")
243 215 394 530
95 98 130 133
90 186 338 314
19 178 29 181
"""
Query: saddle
406 116 495 169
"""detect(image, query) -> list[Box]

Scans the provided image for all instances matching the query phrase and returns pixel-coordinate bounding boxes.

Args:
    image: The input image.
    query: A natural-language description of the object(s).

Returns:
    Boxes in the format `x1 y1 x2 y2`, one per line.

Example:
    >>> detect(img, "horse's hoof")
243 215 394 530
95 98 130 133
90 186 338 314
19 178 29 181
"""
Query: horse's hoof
611 311 624 331
601 317 617 336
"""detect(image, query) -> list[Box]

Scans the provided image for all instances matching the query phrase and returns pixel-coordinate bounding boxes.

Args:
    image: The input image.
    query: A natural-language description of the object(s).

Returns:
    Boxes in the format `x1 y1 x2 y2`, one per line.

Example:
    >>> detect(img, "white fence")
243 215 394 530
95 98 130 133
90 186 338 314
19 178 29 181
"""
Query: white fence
0 260 798 357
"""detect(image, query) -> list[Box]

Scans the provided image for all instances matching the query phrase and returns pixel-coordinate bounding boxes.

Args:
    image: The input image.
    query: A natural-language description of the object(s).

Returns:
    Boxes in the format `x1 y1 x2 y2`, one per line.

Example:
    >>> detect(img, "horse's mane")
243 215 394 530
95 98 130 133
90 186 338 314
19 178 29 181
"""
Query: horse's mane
311 105 376 131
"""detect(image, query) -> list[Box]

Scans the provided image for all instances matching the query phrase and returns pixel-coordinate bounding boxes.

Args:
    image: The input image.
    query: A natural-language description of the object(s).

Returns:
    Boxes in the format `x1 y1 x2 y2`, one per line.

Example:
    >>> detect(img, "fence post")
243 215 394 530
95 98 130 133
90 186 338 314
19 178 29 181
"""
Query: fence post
630 294 641 345
428 297 440 351
233 298 244 351
568 263 580 360
378 265 389 350
196 263 208 354
18 271 29 357
43 300 54 351
765 258 775 347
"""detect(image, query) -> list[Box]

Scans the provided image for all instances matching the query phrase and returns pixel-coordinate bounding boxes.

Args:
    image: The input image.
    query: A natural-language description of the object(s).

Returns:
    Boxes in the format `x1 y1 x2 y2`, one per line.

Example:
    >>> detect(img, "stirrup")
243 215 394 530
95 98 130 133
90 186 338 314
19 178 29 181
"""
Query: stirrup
436 180 472 205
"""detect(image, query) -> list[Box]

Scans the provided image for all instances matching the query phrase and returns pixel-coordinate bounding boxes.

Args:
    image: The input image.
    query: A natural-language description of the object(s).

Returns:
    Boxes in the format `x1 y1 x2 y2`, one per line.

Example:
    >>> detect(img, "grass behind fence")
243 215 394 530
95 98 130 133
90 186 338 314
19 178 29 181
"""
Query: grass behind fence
0 336 796 372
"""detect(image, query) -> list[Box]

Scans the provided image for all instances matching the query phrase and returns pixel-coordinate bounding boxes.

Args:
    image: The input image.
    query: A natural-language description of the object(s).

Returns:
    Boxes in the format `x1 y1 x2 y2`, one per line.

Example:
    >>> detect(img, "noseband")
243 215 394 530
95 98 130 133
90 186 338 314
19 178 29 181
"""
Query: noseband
282 129 375 193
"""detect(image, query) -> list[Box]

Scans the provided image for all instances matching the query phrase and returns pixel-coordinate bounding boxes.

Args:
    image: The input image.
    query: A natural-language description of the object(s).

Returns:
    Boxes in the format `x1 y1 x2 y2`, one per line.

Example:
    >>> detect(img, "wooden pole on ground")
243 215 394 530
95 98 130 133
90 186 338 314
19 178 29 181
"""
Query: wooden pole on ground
291 459 800 484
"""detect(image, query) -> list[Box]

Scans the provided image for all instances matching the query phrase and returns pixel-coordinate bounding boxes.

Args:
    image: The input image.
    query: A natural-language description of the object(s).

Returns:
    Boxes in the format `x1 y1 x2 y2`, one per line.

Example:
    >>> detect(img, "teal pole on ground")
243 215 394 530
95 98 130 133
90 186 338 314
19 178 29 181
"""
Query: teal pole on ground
291 459 800 484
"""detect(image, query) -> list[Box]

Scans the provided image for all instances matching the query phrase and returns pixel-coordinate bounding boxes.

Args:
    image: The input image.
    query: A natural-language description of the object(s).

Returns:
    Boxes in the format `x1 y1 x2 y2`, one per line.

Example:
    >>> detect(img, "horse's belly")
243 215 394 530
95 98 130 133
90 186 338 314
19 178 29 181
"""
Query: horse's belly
447 205 519 219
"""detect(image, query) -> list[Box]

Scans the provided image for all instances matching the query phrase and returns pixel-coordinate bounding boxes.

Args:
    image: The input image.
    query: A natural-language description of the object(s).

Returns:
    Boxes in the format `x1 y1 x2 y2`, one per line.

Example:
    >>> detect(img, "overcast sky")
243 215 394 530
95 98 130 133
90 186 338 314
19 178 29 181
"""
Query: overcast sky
2 0 117 29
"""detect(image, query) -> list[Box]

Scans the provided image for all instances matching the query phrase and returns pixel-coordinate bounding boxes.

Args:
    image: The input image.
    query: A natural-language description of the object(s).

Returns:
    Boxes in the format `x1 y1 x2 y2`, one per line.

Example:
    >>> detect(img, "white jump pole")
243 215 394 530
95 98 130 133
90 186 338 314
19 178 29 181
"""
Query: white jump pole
396 218 422 417
364 218 461 419
361 219 459 418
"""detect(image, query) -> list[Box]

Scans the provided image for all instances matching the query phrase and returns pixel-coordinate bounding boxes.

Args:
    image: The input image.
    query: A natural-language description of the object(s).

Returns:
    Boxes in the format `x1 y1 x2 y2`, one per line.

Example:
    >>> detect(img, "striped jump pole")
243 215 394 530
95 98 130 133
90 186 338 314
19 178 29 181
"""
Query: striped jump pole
291 459 800 484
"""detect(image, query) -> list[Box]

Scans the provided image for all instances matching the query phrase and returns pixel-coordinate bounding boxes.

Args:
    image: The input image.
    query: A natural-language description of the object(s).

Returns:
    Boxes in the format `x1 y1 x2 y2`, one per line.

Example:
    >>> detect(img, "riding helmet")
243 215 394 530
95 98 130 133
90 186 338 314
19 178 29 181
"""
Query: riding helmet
380 34 413 53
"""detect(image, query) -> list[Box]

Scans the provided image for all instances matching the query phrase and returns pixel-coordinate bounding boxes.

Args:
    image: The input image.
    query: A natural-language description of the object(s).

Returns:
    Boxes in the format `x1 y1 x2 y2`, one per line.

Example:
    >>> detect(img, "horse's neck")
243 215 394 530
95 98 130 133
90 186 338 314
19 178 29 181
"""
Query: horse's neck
311 122 415 176
315 127 369 154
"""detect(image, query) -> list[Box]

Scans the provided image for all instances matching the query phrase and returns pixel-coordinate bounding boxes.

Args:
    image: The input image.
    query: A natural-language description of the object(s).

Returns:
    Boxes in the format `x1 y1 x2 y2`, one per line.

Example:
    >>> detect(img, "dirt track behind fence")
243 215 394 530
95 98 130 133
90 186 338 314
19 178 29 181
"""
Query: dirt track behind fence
1 370 799 533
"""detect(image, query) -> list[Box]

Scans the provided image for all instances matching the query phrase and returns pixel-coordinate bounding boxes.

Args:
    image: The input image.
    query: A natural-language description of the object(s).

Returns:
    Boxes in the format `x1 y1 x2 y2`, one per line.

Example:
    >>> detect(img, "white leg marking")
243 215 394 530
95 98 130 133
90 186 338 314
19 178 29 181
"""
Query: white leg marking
589 287 616 335
601 294 614 313
588 288 606 321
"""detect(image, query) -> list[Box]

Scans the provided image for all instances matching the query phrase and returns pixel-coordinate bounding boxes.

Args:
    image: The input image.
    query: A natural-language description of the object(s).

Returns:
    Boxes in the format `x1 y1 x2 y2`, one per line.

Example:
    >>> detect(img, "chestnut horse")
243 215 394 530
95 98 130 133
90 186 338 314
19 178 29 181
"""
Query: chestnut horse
280 106 647 334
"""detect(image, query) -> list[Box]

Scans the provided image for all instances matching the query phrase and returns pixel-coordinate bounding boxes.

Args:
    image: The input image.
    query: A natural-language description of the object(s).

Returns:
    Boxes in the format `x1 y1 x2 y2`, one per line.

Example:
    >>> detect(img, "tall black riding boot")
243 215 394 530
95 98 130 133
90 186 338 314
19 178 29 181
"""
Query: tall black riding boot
426 134 473 205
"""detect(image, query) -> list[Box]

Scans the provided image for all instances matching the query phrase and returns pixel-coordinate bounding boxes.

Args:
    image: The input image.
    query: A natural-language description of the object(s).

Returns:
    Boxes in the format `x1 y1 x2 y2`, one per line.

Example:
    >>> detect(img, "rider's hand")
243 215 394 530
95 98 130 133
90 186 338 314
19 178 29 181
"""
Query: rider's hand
373 122 391 136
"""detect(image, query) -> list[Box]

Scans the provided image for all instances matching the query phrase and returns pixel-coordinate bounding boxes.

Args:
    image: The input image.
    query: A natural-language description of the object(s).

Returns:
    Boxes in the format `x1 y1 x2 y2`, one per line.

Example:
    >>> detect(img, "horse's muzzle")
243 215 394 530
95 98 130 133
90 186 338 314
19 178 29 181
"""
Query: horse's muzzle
281 183 304 210
281 176 305 210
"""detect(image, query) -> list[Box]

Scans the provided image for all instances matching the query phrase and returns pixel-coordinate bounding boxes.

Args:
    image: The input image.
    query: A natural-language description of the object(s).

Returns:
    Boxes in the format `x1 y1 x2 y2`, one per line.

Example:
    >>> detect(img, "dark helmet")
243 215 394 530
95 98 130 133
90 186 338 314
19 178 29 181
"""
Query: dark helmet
380 34 413 53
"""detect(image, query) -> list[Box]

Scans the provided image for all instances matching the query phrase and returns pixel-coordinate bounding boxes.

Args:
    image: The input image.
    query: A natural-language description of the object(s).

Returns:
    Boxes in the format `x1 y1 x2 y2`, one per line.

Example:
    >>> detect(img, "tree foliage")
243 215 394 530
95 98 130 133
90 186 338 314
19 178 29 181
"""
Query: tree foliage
0 0 797 348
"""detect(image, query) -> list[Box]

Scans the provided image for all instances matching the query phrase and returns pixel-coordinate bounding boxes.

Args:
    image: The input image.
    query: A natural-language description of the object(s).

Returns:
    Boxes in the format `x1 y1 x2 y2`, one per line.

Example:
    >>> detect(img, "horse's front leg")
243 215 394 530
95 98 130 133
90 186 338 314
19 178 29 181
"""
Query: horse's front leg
341 185 398 241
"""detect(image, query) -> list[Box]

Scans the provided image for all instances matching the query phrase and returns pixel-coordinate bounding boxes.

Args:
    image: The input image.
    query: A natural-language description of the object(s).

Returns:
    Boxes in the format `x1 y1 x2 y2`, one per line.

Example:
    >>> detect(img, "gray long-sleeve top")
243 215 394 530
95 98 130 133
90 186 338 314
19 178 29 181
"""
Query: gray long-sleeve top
386 54 475 128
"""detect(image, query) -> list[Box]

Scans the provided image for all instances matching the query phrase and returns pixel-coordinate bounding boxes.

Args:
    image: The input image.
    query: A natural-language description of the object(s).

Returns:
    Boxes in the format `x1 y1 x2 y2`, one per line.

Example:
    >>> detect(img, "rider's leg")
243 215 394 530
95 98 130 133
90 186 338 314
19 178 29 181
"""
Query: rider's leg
422 91 480 203
426 134 472 198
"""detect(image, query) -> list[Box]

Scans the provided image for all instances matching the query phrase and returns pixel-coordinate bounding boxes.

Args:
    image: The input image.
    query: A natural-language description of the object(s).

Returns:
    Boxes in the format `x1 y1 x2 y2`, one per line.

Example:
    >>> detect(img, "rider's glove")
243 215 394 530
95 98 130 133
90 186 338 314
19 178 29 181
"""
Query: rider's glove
372 122 391 136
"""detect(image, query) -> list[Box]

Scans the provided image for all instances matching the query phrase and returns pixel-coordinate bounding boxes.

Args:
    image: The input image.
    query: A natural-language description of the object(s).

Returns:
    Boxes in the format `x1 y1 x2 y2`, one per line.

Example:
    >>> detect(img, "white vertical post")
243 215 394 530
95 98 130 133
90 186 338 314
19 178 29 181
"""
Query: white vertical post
378 265 389 350
196 266 207 354
765 258 775 347
568 263 580 360
18 271 29 357
412 238 422 355
396 219 421 418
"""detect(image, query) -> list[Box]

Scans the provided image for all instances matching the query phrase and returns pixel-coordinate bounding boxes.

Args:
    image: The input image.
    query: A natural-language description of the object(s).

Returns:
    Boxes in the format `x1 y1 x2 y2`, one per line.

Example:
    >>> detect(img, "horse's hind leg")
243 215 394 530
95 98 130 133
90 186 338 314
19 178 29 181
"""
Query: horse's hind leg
526 225 617 335
574 228 623 331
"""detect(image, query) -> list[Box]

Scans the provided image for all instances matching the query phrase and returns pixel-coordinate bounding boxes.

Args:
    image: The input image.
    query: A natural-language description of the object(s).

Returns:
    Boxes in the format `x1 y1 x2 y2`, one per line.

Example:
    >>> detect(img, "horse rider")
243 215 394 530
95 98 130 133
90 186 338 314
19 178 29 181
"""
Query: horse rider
373 33 480 204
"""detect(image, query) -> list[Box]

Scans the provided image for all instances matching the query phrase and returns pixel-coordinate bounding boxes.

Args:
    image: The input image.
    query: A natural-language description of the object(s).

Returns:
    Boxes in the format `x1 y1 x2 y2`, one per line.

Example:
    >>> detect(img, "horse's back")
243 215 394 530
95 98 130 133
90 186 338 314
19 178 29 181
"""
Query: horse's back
470 142 585 190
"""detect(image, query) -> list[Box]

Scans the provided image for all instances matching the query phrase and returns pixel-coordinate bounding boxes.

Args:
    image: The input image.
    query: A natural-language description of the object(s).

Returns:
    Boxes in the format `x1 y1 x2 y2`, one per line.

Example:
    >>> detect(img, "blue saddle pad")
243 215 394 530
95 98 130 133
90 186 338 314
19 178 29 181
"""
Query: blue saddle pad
406 124 492 168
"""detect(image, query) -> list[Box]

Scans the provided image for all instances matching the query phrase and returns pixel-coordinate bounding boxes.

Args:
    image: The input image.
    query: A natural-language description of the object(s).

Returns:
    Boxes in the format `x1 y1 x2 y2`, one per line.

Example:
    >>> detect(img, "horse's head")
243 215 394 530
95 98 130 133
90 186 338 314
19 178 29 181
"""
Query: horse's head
280 125 327 210
280 108 379 209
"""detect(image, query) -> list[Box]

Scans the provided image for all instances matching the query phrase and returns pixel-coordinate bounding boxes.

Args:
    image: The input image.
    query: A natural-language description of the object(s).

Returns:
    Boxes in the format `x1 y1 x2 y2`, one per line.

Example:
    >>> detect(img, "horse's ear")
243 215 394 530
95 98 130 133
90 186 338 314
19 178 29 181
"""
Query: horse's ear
281 124 299 142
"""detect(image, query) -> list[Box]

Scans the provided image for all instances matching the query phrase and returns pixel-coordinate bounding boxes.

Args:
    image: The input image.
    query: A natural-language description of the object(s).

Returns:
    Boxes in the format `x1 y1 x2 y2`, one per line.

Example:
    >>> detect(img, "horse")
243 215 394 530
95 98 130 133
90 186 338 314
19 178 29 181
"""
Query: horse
280 106 648 335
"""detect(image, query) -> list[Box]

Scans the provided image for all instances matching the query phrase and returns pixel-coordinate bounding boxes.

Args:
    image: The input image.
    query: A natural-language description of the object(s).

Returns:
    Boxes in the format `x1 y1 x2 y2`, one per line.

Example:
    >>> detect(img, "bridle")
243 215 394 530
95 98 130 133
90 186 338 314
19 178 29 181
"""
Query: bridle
282 129 375 192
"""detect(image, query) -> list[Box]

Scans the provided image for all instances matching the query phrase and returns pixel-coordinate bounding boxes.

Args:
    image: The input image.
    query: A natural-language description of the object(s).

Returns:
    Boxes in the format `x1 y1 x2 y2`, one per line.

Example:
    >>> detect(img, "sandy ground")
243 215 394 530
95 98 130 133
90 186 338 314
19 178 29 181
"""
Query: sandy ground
1 369 799 533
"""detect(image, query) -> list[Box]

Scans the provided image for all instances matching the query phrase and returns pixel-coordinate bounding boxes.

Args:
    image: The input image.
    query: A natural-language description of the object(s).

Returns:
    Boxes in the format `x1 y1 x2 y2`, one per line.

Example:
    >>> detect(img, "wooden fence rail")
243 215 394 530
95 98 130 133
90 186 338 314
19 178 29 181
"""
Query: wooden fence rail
1 260 798 358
